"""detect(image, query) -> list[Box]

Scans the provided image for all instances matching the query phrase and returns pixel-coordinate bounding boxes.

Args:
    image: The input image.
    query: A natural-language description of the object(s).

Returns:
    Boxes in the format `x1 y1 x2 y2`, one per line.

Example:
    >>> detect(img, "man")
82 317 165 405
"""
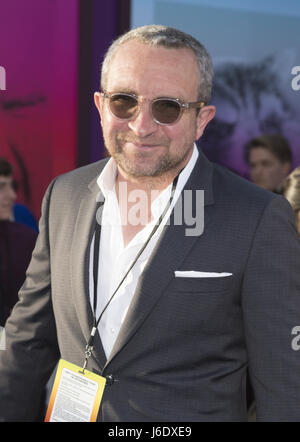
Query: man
245 134 292 193
1 25 300 422
0 157 37 325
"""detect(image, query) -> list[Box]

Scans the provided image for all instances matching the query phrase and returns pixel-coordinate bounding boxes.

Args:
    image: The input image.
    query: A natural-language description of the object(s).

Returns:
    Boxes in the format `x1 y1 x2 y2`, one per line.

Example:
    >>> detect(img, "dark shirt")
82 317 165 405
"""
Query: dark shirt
13 203 39 233
0 220 37 326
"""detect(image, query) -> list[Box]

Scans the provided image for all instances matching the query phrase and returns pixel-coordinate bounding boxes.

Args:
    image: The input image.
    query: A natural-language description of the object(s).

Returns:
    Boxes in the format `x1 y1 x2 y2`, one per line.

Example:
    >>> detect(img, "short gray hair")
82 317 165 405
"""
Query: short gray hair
101 25 214 103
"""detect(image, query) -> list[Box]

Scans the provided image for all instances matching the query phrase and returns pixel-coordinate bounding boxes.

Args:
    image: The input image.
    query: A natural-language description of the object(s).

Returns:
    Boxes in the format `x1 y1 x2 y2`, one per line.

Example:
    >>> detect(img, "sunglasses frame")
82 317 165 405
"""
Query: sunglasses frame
101 91 206 126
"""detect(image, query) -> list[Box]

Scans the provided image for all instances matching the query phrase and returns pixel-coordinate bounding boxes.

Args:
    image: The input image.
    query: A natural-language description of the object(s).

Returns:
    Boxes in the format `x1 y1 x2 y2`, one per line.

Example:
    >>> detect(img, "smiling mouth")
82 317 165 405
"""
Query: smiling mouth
125 141 163 149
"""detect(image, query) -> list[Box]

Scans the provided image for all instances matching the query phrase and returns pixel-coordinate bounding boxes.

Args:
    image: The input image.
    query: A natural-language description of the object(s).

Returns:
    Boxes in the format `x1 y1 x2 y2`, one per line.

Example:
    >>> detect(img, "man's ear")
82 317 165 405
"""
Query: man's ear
195 105 216 140
94 92 103 118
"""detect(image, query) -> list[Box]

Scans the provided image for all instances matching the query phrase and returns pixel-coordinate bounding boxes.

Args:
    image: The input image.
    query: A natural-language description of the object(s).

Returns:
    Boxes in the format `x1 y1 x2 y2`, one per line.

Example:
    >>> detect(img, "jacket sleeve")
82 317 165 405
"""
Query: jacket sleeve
0 179 60 422
242 195 300 421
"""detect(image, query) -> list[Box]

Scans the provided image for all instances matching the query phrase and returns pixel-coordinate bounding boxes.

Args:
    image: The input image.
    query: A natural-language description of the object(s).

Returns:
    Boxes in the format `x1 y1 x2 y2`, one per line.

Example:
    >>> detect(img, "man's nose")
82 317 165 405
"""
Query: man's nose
251 165 261 177
128 102 158 137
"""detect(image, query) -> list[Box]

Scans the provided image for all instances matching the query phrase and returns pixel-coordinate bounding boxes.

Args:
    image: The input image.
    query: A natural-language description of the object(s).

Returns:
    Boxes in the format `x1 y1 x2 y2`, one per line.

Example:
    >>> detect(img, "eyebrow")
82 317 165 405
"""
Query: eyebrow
108 88 137 95
106 89 188 102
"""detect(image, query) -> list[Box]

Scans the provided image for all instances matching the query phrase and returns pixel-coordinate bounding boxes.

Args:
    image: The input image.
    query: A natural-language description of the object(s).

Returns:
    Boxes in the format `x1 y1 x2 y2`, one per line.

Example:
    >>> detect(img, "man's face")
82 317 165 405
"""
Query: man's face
0 175 16 220
249 147 290 191
94 40 215 179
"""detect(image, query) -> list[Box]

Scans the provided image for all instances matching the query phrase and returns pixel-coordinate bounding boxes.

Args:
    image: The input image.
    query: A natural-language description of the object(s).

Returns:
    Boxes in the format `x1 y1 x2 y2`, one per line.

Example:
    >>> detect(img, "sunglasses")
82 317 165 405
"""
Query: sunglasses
102 92 205 126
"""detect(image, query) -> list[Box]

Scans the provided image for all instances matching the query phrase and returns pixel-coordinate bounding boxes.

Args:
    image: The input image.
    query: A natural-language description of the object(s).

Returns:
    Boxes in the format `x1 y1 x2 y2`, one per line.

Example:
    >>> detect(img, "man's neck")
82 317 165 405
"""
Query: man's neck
114 168 181 248
116 169 177 195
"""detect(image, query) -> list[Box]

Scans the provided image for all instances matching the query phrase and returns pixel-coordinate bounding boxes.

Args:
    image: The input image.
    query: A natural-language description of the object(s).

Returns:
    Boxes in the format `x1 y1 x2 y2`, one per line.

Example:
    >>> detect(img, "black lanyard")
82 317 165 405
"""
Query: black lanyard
81 174 180 372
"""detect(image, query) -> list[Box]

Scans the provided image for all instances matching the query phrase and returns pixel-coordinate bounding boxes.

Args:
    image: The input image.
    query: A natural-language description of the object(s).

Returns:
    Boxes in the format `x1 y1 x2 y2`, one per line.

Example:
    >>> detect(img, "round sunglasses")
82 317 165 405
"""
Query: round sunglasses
102 91 205 126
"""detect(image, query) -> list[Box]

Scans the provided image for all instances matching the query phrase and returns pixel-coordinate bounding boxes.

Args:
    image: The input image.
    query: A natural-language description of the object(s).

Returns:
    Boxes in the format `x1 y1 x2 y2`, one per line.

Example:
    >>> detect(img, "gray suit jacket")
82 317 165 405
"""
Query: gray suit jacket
1 149 300 422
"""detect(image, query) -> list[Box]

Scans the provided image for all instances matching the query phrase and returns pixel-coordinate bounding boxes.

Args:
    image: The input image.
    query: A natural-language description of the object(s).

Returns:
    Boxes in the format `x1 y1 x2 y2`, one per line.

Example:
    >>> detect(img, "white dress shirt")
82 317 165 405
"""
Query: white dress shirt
89 145 199 358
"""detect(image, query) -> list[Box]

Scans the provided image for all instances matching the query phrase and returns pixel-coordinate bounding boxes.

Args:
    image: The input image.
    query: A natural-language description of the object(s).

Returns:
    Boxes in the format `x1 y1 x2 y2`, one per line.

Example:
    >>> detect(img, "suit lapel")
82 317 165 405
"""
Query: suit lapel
69 173 107 369
105 150 215 366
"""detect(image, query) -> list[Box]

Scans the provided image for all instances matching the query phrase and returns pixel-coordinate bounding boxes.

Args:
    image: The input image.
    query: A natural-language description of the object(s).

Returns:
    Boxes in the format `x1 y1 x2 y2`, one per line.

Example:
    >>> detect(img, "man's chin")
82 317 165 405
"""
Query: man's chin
0 209 13 221
113 152 170 178
117 163 163 178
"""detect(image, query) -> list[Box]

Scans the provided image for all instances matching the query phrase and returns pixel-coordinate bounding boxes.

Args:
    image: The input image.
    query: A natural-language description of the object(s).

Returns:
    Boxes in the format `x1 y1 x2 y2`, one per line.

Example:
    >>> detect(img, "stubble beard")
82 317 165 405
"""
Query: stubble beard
105 134 194 179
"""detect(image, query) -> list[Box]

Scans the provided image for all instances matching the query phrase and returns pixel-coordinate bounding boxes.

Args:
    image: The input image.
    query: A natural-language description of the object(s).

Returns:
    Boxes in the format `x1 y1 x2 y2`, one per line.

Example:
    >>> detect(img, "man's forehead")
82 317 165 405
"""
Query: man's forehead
106 40 199 97
110 39 197 69
249 148 281 164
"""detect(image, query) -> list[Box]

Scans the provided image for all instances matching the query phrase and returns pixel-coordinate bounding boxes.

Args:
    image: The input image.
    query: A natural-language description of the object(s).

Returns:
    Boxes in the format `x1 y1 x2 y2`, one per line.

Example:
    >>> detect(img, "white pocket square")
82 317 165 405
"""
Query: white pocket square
174 271 233 278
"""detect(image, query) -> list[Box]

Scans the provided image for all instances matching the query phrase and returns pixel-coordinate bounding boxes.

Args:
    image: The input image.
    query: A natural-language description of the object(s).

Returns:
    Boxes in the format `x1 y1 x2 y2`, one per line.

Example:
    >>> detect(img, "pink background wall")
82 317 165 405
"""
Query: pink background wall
0 0 79 219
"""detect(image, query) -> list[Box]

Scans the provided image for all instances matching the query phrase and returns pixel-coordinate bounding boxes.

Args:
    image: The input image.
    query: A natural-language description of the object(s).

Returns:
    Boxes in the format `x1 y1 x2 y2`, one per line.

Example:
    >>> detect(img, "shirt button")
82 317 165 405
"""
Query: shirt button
106 374 115 386
110 328 115 333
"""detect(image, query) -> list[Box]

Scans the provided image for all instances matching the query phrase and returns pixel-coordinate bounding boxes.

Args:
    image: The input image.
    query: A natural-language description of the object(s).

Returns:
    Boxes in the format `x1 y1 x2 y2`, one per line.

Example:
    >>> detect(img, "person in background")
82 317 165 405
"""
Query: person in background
13 203 39 232
245 134 292 193
283 166 300 236
0 157 37 326
244 134 294 419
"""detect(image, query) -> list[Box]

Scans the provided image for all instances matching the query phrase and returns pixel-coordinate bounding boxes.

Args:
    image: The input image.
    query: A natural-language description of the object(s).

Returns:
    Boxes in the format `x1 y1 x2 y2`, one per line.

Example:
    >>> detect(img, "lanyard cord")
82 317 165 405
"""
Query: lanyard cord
85 173 180 361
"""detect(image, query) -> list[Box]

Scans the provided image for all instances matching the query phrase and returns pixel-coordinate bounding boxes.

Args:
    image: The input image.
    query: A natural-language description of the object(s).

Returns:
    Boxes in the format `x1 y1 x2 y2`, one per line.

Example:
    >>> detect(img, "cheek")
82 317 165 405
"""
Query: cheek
262 168 272 178
101 111 125 138
101 106 114 130
163 118 196 144
269 166 280 178
162 125 179 140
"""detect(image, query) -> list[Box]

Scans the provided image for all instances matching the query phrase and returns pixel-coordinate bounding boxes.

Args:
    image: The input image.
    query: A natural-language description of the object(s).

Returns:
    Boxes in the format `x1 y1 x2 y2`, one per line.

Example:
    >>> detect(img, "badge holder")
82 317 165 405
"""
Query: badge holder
44 355 106 422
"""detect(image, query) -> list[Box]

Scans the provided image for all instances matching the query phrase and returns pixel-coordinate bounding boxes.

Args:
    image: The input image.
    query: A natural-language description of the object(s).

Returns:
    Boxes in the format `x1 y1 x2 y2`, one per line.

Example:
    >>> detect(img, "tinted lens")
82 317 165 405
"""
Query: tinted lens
109 94 138 119
152 99 181 124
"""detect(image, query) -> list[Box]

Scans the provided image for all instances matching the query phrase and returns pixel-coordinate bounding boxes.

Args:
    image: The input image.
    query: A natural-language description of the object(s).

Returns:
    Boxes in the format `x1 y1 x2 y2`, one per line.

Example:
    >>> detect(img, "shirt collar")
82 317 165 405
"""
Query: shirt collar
97 157 118 199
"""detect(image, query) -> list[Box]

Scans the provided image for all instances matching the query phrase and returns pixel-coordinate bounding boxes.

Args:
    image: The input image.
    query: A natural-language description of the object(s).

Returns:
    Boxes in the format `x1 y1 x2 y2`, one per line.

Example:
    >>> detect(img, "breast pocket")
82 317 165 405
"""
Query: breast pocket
167 275 234 294
161 275 237 336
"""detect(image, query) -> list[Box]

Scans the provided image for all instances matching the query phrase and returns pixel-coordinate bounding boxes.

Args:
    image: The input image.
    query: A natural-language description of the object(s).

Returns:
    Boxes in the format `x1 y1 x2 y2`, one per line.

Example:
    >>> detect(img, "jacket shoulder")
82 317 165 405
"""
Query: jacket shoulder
54 158 109 189
212 163 276 209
